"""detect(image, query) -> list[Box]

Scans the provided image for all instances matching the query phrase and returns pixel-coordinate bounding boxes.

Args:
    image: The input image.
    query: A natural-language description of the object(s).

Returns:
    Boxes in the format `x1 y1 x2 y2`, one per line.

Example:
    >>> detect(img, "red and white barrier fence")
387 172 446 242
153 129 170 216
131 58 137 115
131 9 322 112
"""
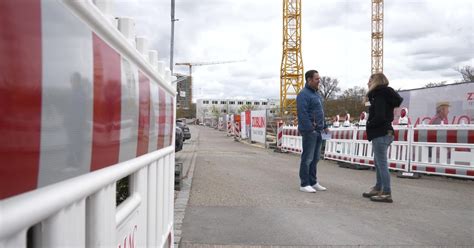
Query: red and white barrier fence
281 124 474 179
281 126 302 153
1 1 175 247
410 125 474 177
233 122 241 139
277 121 284 148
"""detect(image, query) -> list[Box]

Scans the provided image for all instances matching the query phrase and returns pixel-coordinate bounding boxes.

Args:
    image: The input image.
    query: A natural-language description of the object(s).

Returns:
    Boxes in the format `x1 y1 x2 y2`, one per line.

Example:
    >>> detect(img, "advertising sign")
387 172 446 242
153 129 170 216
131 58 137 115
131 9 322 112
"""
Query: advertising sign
393 82 474 125
251 110 266 144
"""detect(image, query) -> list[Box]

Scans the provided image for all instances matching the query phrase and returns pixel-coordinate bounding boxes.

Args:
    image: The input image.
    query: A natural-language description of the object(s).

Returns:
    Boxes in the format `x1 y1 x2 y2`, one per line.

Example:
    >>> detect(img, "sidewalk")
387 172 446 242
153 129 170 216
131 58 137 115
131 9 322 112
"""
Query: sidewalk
178 126 474 247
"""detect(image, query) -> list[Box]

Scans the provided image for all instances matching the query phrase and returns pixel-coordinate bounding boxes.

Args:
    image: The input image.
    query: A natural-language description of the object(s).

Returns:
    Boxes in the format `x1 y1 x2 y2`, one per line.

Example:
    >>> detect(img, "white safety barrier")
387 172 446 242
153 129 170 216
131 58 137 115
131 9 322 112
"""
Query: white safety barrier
1 0 175 247
281 126 302 154
410 125 474 177
0 147 175 248
282 124 474 179
324 127 356 164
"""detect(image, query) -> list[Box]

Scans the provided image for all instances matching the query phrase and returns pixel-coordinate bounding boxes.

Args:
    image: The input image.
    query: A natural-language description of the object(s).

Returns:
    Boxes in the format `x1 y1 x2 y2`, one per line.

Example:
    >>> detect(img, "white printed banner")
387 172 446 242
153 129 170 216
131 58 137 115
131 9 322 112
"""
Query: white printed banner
393 82 474 125
241 112 247 139
251 110 266 144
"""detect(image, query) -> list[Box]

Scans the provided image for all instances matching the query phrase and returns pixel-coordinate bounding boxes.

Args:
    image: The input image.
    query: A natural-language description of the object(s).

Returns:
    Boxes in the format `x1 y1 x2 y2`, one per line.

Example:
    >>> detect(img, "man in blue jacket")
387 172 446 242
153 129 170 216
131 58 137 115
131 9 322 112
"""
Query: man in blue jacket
296 70 329 193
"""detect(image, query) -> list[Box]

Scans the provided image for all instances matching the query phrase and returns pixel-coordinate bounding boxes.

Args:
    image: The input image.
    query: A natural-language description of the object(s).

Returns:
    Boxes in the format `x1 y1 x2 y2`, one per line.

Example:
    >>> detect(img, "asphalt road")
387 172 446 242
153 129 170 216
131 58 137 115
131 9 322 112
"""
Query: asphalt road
180 126 474 247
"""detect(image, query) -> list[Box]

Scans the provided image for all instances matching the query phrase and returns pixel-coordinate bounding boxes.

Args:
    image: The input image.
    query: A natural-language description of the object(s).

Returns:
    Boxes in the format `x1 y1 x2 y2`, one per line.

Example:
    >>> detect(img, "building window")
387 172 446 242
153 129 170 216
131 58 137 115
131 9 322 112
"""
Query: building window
262 102 267 105
221 109 226 113
238 101 243 105
246 101 252 105
203 100 209 104
212 100 218 104
254 102 260 105
220 101 226 104
229 101 235 105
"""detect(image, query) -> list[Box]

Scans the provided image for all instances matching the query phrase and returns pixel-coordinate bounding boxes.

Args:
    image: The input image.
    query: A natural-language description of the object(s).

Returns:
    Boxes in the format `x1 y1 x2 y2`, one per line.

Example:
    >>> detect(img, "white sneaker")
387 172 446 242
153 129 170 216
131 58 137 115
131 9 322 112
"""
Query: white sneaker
299 186 316 193
312 183 327 191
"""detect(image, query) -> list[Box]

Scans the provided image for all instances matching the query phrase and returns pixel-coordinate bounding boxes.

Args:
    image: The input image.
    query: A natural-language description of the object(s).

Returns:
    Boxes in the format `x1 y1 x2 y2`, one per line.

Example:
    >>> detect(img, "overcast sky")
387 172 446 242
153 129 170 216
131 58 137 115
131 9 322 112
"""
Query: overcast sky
115 0 473 101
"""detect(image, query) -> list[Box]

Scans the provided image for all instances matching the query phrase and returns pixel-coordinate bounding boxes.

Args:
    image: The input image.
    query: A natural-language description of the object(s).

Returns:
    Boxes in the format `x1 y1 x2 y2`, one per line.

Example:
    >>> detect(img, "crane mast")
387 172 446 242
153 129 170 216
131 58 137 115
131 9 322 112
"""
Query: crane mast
371 0 384 74
280 0 304 118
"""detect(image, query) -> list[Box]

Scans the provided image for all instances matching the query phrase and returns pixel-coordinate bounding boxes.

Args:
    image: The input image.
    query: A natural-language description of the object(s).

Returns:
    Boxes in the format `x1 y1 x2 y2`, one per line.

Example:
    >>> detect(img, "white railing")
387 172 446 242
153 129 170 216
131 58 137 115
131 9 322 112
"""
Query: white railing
281 124 474 179
0 146 174 248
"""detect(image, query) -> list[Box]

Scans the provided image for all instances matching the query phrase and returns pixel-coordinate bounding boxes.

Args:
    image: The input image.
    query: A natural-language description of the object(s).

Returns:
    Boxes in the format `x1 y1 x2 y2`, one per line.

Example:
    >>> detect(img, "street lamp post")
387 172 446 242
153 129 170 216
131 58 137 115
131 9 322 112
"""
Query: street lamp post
170 0 178 74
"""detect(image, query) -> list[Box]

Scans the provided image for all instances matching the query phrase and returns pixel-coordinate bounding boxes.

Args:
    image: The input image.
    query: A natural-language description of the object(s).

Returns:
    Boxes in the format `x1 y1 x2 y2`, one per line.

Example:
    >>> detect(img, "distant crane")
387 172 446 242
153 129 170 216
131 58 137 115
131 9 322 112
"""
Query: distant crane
371 0 384 74
174 60 245 110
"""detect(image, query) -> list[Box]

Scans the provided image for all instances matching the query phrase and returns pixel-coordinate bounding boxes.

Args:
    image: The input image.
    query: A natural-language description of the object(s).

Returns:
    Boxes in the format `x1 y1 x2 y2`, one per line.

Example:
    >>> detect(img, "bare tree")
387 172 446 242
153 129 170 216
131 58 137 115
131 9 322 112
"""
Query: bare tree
425 81 447 88
318 76 341 100
324 86 367 120
455 65 474 82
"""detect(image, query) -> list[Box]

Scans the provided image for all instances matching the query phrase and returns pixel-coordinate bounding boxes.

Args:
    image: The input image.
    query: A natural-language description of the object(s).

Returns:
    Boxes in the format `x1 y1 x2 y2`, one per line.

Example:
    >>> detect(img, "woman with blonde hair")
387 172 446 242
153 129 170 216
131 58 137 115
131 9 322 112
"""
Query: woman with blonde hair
362 73 403 203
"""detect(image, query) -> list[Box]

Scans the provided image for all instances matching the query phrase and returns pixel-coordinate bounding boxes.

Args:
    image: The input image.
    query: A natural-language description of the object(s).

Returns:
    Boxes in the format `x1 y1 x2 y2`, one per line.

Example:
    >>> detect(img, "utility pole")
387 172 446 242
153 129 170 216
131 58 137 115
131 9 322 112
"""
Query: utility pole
170 0 178 74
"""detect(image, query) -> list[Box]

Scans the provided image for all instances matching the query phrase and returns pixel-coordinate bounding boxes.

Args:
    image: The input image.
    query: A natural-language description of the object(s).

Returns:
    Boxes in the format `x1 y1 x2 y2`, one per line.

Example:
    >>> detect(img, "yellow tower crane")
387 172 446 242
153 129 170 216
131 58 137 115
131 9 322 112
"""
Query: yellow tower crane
280 0 304 119
371 0 384 74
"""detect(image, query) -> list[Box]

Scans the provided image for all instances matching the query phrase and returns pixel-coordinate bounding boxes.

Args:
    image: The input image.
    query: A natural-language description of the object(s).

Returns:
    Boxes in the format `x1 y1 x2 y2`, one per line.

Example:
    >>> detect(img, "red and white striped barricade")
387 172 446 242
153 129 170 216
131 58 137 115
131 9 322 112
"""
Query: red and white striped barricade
234 122 241 140
277 121 284 148
324 127 356 164
281 126 302 154
349 126 411 172
218 117 225 131
410 125 474 179
227 121 233 136
0 1 175 247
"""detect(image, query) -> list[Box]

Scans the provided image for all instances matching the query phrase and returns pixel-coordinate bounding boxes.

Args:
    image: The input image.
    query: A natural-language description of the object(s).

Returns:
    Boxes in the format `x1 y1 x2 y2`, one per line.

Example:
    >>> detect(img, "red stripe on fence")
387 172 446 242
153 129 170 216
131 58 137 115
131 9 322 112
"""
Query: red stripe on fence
467 170 474 177
446 130 457 143
0 0 42 199
427 130 437 143
469 130 474 144
394 130 399 141
445 168 456 175
414 130 419 142
412 165 418 170
426 167 436 173
369 160 374 165
363 131 367 140
136 71 150 156
389 163 396 168
157 87 166 149
403 130 408 141
90 34 122 171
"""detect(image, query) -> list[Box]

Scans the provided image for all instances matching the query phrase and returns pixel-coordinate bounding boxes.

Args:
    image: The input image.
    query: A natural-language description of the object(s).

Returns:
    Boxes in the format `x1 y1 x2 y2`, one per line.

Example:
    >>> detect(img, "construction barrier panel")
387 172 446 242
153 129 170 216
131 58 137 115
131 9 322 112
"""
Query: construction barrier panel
410 125 474 178
282 124 474 179
0 1 175 247
281 126 302 154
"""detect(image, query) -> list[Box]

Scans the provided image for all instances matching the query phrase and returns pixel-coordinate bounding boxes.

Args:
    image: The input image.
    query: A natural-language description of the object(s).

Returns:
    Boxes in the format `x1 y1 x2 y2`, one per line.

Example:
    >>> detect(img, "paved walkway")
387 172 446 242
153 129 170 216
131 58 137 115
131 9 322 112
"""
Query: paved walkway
177 126 474 247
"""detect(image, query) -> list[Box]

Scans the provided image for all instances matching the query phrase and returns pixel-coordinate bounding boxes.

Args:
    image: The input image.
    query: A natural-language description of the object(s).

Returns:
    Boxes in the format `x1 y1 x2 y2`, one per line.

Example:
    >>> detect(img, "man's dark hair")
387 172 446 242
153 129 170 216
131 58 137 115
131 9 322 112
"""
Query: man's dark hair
305 70 319 82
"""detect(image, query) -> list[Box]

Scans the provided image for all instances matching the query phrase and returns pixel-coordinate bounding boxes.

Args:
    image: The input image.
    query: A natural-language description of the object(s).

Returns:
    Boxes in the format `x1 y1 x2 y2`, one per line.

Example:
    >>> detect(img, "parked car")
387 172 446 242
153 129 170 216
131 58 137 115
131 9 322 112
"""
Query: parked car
175 127 183 152
176 120 191 140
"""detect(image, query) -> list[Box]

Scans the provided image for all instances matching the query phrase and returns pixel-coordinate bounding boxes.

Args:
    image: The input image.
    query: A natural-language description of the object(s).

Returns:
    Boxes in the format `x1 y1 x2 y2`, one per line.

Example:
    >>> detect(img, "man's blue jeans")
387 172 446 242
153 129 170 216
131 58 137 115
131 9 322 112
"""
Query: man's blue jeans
299 130 322 187
372 134 394 193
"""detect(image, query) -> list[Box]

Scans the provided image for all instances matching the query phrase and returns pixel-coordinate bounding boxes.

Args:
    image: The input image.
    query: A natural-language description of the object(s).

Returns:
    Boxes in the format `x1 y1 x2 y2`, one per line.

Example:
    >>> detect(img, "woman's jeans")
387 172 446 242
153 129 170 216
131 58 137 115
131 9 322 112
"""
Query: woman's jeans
372 134 394 193
299 130 322 187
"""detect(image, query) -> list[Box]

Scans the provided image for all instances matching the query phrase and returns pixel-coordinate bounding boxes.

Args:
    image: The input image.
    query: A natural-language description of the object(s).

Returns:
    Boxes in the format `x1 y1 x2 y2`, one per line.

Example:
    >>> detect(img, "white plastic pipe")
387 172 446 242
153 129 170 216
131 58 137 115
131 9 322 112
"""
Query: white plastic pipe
157 61 166 76
148 50 158 68
135 36 149 57
117 17 135 45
